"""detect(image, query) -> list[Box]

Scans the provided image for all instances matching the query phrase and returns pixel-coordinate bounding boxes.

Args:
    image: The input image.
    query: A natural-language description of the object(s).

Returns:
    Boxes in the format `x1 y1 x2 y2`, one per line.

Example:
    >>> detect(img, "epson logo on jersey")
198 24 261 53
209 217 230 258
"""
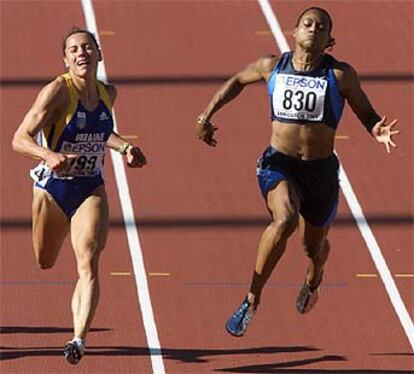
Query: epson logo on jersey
279 75 327 91
62 141 106 153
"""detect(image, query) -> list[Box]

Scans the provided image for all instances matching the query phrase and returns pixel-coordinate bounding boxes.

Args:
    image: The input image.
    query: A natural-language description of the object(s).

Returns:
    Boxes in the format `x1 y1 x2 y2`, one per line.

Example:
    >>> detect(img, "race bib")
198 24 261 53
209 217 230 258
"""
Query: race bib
30 163 52 186
58 140 105 178
273 74 327 121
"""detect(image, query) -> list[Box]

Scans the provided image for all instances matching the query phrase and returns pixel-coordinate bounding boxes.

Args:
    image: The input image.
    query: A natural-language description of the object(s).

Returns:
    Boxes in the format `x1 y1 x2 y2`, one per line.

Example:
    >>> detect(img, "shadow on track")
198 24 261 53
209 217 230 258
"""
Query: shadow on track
1 73 413 87
1 214 413 231
217 354 347 372
2 345 411 372
0 326 110 335
0 345 316 362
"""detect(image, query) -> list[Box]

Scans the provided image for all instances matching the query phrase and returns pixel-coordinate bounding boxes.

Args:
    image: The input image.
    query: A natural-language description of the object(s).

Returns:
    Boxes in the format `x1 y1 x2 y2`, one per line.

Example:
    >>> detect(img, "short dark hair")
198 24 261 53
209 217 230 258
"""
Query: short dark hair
296 7 335 50
62 27 101 56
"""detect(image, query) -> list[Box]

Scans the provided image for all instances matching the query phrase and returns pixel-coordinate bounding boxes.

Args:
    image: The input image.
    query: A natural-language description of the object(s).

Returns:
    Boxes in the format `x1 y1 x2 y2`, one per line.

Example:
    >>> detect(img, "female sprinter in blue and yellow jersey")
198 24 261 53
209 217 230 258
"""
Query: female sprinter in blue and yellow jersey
12 27 147 364
30 71 115 217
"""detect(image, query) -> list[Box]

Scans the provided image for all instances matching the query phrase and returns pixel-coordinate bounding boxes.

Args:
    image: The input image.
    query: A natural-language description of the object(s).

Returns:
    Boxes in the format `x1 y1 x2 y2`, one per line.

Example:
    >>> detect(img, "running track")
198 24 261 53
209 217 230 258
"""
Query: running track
1 1 413 373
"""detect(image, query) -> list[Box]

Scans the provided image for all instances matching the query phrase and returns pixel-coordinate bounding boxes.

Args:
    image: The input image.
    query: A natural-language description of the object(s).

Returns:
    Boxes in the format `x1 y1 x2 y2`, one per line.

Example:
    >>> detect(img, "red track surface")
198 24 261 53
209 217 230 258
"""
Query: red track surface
1 1 412 373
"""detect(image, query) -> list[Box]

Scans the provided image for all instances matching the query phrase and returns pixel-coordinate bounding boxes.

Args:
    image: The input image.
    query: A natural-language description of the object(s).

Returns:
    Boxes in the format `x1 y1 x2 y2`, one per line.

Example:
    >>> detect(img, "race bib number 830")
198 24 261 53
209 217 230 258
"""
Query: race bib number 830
273 74 327 121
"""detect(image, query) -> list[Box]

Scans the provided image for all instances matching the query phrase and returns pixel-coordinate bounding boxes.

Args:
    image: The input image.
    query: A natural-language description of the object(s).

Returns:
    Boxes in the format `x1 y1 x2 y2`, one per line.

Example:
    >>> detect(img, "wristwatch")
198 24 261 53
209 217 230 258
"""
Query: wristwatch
197 115 208 125
118 142 131 155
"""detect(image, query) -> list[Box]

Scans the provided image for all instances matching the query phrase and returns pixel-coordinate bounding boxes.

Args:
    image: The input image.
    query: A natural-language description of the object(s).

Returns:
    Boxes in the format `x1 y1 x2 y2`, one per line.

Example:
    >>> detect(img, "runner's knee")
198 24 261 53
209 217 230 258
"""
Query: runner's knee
270 213 298 239
77 258 99 279
75 245 102 278
38 261 54 270
303 238 330 259
34 251 56 270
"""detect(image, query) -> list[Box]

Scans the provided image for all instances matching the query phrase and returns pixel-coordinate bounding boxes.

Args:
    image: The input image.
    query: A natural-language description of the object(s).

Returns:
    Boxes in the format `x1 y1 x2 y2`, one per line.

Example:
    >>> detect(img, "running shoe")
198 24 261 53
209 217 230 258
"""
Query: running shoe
225 298 255 337
64 338 85 364
296 271 323 314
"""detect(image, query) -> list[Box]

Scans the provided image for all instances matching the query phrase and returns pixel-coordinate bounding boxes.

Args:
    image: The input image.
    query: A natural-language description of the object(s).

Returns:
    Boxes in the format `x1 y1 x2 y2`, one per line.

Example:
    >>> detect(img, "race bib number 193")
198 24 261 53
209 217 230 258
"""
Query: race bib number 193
55 153 104 178
273 74 327 121
57 140 105 178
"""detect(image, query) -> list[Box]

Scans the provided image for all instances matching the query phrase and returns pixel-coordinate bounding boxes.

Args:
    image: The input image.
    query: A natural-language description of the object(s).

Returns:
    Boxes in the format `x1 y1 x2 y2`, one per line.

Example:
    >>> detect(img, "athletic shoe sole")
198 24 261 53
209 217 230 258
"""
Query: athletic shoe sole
225 299 254 337
296 270 323 314
64 341 84 365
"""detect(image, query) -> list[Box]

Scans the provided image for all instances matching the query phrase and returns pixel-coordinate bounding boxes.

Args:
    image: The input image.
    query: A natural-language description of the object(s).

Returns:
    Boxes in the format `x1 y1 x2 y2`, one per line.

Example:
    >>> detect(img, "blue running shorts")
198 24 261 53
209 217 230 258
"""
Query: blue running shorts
35 174 104 218
256 146 340 227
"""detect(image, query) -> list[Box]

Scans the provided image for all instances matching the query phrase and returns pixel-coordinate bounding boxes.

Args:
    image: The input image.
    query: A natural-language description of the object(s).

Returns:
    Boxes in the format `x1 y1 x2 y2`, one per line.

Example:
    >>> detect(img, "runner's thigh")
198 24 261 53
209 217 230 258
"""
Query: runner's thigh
70 185 109 258
267 179 300 221
32 187 70 266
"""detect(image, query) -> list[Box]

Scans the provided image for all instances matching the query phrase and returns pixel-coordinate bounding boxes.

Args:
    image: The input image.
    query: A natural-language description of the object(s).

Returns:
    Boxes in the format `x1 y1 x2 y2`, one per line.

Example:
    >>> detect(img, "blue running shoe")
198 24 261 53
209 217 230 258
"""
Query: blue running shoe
226 298 255 337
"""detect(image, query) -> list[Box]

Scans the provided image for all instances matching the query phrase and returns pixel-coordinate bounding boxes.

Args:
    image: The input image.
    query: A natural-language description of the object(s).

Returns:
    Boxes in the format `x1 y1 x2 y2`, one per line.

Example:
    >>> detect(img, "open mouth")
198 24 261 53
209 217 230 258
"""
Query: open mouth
77 61 89 67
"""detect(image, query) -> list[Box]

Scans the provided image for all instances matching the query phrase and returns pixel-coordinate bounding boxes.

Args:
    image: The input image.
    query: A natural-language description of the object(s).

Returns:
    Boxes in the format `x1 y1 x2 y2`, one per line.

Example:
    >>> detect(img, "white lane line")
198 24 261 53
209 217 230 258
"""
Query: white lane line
339 170 414 350
81 1 165 372
257 0 290 52
257 0 414 351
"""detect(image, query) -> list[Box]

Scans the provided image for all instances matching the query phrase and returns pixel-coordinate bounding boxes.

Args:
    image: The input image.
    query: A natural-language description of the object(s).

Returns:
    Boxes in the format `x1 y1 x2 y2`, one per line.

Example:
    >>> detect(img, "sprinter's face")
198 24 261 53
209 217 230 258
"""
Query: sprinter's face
294 10 331 51
64 32 101 77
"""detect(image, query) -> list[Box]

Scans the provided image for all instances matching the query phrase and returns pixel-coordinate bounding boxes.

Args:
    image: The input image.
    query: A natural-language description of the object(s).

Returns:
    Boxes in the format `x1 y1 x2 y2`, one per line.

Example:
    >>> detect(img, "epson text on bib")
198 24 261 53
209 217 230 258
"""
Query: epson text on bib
273 74 327 121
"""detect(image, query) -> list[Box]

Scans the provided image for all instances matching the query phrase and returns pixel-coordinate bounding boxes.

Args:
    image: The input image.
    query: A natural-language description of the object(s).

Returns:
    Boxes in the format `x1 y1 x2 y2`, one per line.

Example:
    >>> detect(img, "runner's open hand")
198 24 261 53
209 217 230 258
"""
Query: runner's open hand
196 115 218 147
371 116 400 154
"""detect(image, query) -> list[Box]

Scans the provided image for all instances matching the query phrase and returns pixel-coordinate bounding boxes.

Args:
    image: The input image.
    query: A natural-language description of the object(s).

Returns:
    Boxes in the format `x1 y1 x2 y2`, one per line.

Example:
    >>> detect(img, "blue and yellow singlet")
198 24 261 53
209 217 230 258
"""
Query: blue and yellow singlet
30 73 115 217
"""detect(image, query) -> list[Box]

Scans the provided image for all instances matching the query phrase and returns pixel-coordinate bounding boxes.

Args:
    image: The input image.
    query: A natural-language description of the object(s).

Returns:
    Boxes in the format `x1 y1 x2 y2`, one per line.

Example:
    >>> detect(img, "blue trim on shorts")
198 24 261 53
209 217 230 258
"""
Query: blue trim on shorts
257 167 288 199
322 196 339 226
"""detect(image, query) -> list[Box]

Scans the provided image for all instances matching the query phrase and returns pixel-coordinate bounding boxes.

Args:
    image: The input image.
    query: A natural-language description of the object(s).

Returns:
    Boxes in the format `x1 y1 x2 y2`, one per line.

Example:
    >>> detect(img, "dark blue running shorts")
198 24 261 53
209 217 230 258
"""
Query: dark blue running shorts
35 174 104 218
256 146 340 227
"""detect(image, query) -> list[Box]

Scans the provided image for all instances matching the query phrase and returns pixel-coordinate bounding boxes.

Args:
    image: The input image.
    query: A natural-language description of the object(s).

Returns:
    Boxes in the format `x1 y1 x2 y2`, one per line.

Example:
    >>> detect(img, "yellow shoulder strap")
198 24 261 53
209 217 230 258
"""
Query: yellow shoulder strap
97 81 112 111
48 73 79 150
61 73 78 114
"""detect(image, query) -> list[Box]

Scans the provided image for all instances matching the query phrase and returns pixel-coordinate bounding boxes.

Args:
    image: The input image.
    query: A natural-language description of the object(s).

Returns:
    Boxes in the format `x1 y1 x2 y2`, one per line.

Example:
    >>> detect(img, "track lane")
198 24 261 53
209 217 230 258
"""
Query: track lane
1 2 152 372
94 0 413 372
1 1 412 373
